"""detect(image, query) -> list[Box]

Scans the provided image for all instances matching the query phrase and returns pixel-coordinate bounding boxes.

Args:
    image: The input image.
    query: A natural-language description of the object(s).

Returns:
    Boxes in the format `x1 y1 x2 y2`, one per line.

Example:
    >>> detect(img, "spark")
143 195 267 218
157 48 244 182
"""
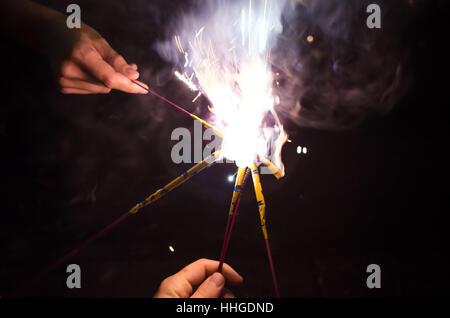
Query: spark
184 52 189 67
174 35 184 54
195 26 205 37
174 70 198 91
192 91 202 103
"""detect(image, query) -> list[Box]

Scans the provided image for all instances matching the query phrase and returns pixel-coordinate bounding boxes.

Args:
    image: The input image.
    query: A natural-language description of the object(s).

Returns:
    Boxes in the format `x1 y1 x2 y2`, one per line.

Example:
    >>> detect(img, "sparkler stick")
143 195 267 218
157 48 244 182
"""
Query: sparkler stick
257 154 283 180
250 163 280 298
10 151 221 297
218 167 249 273
132 79 284 182
129 151 221 214
131 80 225 138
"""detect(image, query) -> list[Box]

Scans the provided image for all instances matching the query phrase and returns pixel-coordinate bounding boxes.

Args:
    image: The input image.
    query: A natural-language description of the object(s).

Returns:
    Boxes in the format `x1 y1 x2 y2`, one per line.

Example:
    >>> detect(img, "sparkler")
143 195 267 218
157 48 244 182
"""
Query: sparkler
11 151 221 297
13 0 287 298
147 0 286 296
218 167 249 273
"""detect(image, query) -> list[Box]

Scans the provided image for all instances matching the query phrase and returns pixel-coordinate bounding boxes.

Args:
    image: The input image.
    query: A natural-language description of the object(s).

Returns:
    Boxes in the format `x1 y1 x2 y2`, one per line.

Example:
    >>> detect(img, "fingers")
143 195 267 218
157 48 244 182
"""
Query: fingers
154 259 243 298
61 60 97 81
59 60 109 94
60 87 97 94
96 38 140 80
191 272 225 298
75 45 148 94
175 259 244 288
59 77 111 94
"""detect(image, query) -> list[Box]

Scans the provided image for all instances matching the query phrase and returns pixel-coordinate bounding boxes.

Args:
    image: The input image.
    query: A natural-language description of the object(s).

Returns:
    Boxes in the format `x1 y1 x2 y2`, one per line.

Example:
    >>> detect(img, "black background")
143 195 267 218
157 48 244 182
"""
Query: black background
0 0 449 298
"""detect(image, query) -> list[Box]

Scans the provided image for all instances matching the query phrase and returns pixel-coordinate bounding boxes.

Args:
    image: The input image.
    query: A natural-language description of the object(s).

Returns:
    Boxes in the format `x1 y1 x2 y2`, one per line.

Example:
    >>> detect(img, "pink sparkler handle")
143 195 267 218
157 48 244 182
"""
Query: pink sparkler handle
131 79 193 117
218 198 241 273
10 211 131 297
218 214 232 272
217 168 250 273
265 238 280 298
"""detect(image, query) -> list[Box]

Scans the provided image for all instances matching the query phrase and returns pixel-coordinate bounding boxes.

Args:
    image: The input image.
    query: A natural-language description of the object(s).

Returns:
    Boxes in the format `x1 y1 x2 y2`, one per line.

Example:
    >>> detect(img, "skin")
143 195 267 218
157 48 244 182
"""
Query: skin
0 0 149 94
154 259 244 298
55 22 149 94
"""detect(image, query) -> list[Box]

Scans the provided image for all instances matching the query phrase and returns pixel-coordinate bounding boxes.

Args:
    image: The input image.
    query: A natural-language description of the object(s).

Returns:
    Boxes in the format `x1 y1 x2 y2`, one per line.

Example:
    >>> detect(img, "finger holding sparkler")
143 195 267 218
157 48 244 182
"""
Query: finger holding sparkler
250 163 280 297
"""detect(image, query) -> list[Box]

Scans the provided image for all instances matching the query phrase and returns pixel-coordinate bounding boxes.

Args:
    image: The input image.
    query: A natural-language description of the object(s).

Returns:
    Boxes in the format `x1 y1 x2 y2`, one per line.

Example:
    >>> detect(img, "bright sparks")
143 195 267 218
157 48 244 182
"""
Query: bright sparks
173 0 287 170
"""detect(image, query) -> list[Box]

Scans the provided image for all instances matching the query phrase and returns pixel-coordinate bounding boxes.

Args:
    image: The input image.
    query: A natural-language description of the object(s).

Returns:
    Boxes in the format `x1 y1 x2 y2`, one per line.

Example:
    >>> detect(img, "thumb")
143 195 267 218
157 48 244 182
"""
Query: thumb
191 272 225 298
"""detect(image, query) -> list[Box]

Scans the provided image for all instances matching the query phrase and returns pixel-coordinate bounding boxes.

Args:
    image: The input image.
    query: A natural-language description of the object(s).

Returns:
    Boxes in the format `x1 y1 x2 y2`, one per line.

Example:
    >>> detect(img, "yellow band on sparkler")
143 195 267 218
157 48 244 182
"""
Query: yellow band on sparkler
251 163 268 240
128 151 221 215
228 167 247 216
258 155 284 180
189 114 224 139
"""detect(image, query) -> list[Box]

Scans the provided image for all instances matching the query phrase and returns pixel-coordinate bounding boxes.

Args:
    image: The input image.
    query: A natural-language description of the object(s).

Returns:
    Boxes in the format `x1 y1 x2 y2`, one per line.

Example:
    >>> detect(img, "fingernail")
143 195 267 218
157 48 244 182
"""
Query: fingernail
209 273 224 288
126 67 137 74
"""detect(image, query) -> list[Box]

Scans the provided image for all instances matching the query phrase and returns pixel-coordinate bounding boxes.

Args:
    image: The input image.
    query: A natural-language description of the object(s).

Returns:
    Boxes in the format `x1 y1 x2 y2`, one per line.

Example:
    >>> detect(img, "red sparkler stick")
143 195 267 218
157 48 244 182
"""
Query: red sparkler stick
265 238 280 298
218 198 241 273
132 79 193 117
10 211 131 297
218 168 250 272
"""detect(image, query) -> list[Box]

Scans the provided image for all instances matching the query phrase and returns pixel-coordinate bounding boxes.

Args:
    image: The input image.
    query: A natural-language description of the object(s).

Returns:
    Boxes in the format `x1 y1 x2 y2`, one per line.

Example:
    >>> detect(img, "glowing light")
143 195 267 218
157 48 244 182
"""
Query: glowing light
297 146 308 154
173 0 287 171
169 245 175 253
174 71 198 91
307 35 314 43
227 175 235 182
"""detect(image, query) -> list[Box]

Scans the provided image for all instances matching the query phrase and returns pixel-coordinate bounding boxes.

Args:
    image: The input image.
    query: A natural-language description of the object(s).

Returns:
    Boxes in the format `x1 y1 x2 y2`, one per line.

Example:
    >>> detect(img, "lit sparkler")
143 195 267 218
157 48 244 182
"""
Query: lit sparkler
13 0 288 298
164 0 287 297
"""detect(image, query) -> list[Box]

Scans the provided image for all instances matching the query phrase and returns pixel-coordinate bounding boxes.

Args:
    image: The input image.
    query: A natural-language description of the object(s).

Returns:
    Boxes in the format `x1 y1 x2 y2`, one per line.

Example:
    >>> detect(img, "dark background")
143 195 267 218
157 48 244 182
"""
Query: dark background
0 0 449 297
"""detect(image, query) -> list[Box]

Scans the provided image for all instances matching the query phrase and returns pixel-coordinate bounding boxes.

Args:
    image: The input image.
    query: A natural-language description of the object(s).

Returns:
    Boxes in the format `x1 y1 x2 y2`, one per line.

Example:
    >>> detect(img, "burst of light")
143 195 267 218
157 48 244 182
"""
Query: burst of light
227 175 235 182
307 35 314 43
169 245 175 252
174 0 287 170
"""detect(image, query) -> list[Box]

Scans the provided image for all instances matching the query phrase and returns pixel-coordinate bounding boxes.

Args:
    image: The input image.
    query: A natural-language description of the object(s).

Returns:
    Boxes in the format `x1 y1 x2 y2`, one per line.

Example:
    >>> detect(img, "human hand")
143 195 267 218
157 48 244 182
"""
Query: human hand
154 259 244 298
53 22 149 94
0 1 148 94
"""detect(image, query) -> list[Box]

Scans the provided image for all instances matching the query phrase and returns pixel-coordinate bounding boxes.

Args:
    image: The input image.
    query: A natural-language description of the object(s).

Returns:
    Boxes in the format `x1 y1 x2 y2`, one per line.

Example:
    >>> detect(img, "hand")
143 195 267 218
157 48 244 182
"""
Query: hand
52 22 149 94
154 259 244 298
0 1 149 95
